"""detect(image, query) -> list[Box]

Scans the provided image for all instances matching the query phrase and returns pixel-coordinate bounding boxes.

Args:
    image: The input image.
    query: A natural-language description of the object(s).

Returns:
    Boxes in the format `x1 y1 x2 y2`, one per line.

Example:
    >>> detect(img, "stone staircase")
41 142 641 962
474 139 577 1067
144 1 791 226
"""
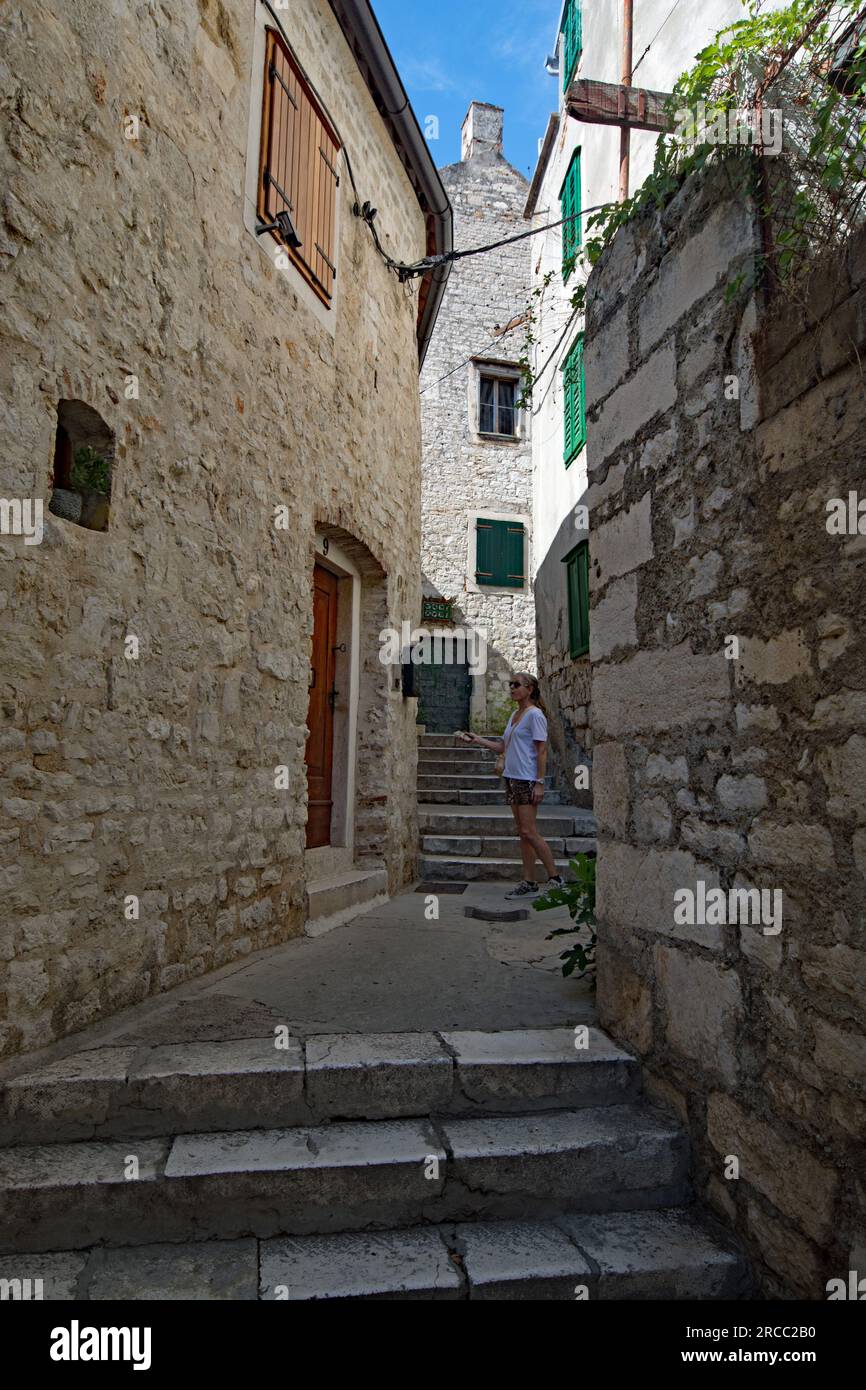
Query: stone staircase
0 1027 750 1299
418 733 597 882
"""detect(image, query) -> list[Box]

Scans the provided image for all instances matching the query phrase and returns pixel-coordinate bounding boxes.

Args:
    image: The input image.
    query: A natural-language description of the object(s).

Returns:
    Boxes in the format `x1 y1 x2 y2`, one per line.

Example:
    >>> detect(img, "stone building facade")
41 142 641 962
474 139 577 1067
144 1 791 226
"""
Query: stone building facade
419 104 534 734
524 0 749 799
585 159 866 1297
0 0 450 1058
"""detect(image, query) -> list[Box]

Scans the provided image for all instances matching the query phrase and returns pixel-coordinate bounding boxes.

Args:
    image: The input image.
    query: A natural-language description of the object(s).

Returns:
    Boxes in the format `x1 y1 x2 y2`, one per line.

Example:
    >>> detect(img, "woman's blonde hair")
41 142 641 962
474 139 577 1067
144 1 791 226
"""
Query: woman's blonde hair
513 672 547 715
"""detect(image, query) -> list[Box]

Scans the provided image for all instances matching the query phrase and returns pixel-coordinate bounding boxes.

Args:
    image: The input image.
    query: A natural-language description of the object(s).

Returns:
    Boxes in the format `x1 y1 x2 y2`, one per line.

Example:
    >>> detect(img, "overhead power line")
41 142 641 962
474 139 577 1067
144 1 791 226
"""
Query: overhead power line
632 0 686 78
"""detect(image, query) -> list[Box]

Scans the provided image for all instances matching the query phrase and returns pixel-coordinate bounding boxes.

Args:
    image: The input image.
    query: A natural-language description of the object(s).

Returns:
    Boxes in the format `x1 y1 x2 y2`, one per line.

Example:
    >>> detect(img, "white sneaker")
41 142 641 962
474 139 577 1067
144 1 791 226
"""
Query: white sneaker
505 880 540 899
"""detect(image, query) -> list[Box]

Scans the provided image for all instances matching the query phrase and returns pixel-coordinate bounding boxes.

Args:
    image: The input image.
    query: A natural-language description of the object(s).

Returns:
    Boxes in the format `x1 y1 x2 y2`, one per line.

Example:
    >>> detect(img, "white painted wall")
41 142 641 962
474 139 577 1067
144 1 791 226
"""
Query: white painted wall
528 0 782 576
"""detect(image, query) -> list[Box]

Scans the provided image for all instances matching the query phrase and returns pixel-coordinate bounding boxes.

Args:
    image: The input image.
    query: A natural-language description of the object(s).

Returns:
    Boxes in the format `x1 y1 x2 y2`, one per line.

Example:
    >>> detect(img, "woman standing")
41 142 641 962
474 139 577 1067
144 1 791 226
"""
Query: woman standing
459 673 564 899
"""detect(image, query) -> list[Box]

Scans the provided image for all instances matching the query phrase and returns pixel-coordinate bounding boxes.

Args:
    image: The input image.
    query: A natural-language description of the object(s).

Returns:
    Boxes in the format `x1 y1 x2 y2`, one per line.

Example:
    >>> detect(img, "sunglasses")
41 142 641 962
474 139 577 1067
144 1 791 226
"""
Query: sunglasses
509 681 525 688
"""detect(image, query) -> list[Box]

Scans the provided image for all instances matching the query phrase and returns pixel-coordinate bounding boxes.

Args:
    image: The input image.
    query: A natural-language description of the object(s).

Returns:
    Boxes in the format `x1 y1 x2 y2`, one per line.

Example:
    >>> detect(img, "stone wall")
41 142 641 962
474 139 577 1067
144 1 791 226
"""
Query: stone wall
420 105 535 733
585 158 866 1297
0 0 427 1058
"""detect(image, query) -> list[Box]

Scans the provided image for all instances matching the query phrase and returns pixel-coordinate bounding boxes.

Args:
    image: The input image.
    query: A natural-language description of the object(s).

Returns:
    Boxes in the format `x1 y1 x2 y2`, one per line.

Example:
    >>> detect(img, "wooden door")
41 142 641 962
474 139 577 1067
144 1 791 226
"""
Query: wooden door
305 565 338 848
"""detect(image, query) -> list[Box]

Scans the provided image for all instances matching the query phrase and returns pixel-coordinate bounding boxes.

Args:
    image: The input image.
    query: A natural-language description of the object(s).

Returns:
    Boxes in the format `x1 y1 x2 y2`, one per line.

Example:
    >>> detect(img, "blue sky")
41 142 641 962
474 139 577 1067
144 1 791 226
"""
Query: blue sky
373 0 562 180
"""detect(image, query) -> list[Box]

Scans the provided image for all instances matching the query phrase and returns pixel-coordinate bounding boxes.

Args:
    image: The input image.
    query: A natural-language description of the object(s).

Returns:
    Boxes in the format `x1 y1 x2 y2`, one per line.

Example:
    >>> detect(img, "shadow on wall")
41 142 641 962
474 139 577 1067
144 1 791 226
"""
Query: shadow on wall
535 503 592 807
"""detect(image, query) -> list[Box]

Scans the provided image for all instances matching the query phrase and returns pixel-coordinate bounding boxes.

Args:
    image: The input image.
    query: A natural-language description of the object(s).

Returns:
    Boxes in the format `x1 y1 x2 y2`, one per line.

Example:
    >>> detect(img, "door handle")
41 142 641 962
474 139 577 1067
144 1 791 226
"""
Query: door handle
309 669 316 691
328 688 338 710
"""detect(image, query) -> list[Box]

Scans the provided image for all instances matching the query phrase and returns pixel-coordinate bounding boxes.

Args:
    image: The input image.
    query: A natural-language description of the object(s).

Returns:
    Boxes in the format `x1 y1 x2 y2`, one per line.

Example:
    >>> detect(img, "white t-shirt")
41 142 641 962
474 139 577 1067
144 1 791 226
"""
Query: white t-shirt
502 706 548 781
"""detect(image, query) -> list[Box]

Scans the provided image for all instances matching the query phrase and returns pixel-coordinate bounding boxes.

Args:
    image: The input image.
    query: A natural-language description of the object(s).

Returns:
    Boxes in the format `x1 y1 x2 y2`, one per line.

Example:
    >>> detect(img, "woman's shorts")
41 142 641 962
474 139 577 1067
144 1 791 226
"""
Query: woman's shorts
504 778 535 806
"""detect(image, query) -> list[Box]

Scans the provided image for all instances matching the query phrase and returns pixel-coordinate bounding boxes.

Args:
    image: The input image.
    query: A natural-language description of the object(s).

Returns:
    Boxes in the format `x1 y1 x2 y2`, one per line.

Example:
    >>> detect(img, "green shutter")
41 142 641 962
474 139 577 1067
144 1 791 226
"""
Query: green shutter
566 540 590 658
562 333 586 467
475 518 525 589
561 0 582 92
560 148 582 280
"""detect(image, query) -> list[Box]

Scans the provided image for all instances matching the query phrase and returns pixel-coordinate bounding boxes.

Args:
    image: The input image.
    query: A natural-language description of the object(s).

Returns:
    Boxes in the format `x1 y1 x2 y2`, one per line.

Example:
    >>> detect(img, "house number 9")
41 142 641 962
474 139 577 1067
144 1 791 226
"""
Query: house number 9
322 537 329 555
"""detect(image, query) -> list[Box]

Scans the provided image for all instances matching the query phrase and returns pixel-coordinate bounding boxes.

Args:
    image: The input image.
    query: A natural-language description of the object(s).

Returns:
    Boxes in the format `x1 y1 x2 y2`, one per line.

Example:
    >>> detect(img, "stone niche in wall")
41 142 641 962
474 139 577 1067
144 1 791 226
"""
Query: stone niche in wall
584 157 866 1299
48 400 114 532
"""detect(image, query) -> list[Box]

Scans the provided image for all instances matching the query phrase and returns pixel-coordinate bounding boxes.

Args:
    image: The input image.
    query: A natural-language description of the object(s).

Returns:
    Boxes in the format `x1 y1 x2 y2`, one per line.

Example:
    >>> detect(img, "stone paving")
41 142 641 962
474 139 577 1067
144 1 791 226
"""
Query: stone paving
0 882 593 1083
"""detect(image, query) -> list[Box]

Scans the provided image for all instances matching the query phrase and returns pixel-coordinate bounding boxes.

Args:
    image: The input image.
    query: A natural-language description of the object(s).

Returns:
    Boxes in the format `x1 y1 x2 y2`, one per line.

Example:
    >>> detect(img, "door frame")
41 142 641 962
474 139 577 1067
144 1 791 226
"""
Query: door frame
305 534 361 873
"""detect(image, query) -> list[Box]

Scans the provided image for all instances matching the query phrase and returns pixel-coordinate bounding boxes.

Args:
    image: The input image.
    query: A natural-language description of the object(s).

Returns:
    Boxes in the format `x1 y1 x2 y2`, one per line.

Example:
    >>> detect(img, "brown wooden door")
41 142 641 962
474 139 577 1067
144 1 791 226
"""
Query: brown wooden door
305 564 338 848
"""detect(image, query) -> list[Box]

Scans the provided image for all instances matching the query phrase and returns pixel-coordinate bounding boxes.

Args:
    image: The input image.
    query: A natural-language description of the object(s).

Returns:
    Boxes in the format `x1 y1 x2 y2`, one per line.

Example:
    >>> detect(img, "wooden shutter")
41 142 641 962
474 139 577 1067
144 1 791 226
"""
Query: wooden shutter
475 519 525 588
563 334 585 467
560 148 582 278
258 28 341 305
562 0 583 91
566 541 590 657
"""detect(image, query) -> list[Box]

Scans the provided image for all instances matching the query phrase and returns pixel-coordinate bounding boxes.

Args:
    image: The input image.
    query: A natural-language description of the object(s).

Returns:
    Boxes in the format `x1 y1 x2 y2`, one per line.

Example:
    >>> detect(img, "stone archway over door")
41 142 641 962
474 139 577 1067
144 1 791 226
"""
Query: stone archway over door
305 564 339 848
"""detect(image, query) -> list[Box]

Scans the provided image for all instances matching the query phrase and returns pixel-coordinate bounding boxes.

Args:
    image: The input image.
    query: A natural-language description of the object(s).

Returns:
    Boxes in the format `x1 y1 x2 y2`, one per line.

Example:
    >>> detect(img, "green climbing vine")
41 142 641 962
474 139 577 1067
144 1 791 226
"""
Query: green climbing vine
583 0 866 281
518 0 865 405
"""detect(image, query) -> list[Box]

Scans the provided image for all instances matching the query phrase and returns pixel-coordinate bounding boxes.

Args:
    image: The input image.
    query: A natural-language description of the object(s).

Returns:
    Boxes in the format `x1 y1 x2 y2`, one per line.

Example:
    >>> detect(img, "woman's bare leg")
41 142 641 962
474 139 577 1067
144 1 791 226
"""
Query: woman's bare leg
515 802 557 879
510 802 537 880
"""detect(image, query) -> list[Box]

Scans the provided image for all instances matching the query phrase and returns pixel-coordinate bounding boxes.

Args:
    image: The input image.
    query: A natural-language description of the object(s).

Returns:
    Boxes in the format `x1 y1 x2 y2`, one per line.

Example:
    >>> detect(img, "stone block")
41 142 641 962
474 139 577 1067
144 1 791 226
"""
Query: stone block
592 742 629 839
584 301 630 405
591 493 653 589
748 821 835 872
593 644 731 738
716 774 767 814
459 1220 593 1299
442 1027 639 1110
680 817 746 863
591 346 677 465
735 630 811 686
812 1017 866 1085
745 1201 823 1299
818 736 866 823
441 1105 688 1208
0 1251 86 1301
87 1238 259 1300
560 1208 749 1300
260 1229 461 1300
590 574 638 662
707 1093 838 1244
655 945 743 1085
633 795 673 843
596 947 653 1053
801 944 866 1014
639 202 754 355
645 754 688 784
304 1033 452 1119
598 841 724 950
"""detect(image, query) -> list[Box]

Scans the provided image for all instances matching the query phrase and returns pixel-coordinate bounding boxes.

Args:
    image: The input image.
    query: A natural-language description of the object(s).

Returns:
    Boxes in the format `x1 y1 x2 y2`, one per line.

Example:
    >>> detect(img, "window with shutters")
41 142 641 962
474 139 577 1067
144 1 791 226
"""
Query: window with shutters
562 333 586 468
561 0 583 92
257 27 341 307
565 540 590 659
474 517 526 590
560 147 582 281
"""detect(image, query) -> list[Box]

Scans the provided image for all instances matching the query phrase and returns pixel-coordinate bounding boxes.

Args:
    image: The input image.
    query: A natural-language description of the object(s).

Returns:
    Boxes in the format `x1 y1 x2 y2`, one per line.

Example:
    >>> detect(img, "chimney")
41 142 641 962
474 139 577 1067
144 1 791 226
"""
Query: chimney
461 102 504 161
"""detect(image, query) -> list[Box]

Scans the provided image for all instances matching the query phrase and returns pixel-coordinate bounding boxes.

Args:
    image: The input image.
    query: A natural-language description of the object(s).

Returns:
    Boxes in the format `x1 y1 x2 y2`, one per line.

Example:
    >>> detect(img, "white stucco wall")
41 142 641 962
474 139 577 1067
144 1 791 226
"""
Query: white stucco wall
528 0 778 576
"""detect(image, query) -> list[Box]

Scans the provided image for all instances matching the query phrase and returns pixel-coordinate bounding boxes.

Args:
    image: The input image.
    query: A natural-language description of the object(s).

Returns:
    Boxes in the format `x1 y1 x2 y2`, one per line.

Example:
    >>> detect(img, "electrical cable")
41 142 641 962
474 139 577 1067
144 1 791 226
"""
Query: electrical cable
632 0 686 78
259 2 614 290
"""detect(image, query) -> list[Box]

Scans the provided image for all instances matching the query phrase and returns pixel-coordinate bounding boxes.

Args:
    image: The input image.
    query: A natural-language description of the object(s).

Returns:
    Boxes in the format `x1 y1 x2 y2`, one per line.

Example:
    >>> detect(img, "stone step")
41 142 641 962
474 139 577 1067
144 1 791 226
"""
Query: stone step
11 1210 749 1300
416 790 565 805
418 758 496 776
419 734 502 748
422 835 597 860
417 746 494 761
420 855 574 882
417 774 505 792
306 867 388 935
419 807 596 838
0 1104 690 1253
0 1028 640 1147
